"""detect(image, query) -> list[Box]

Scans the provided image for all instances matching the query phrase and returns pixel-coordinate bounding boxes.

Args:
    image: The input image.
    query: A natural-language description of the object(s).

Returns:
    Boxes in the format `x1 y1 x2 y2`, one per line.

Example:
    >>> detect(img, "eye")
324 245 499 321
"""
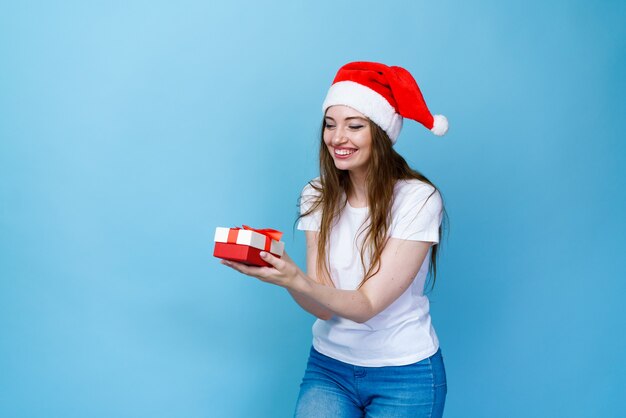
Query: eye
324 123 336 130
349 125 364 130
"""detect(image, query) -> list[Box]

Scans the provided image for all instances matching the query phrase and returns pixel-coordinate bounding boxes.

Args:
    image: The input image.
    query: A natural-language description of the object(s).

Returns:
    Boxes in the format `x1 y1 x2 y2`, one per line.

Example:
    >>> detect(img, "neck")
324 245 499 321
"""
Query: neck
348 169 368 206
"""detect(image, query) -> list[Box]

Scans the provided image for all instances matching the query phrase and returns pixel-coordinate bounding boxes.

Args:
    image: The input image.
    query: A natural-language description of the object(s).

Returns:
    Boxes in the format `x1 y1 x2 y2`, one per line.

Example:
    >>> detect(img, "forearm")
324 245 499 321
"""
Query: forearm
289 271 375 323
286 288 334 320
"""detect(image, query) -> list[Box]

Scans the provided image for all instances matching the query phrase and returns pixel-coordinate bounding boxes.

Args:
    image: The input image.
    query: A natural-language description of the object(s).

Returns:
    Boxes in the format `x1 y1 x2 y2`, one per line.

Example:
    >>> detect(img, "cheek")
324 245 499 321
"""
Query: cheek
358 139 373 159
355 133 372 149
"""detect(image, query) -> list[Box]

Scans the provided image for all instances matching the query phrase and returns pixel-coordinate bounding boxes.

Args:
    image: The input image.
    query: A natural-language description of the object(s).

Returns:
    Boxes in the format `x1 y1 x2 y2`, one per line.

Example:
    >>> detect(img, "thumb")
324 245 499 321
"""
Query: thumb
260 251 285 270
279 250 293 263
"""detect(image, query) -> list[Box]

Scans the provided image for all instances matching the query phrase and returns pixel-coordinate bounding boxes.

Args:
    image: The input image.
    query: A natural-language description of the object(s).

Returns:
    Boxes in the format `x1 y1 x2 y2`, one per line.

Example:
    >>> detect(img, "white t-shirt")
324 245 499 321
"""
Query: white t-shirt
297 177 443 367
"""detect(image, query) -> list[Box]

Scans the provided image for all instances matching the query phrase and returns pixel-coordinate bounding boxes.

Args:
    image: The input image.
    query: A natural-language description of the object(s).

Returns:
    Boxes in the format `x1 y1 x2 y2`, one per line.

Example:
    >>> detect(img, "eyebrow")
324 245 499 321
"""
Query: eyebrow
324 116 368 122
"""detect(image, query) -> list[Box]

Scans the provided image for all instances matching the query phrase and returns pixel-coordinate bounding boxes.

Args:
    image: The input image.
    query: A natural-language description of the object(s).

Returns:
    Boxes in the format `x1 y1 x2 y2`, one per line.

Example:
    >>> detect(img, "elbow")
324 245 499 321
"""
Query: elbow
317 312 333 321
352 312 376 324
353 317 372 324
343 292 380 324
319 312 371 323
351 300 378 323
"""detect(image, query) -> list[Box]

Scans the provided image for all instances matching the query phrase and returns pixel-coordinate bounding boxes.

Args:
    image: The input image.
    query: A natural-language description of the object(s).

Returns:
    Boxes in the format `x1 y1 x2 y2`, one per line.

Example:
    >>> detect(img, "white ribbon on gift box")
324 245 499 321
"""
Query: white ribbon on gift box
214 227 285 256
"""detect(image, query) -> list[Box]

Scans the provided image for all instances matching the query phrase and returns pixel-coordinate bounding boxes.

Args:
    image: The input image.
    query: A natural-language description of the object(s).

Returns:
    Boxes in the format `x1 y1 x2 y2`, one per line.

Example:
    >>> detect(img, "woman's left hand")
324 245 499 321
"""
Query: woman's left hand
220 251 301 289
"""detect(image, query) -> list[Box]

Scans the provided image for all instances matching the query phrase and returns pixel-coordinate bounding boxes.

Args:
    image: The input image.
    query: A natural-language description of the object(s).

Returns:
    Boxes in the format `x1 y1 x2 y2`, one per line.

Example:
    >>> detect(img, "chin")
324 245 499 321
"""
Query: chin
335 163 360 172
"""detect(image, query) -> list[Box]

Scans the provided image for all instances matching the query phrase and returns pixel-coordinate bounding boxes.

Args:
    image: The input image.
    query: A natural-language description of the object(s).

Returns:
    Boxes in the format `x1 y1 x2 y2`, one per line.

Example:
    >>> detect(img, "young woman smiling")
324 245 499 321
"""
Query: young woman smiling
222 61 449 417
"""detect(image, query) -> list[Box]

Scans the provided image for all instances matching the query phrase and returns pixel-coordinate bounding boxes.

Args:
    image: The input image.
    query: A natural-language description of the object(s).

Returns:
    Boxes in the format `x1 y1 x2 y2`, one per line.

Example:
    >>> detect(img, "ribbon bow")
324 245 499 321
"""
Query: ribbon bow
226 225 283 253
241 225 283 242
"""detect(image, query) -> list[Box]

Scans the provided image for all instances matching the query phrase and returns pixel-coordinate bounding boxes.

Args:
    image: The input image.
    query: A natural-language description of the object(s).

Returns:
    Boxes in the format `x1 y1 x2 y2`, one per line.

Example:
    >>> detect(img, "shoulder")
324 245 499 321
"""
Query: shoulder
301 176 322 197
394 179 440 202
389 179 444 240
392 179 442 216
298 177 323 227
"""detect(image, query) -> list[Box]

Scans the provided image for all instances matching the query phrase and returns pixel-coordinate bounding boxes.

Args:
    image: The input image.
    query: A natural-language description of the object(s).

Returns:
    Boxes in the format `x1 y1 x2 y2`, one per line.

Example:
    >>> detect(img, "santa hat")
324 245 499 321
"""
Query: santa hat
322 61 448 143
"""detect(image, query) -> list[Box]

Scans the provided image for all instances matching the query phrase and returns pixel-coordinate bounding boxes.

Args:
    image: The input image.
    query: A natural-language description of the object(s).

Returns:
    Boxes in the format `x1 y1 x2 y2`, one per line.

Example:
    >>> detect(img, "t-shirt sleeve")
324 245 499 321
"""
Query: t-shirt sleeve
297 180 322 232
389 183 443 244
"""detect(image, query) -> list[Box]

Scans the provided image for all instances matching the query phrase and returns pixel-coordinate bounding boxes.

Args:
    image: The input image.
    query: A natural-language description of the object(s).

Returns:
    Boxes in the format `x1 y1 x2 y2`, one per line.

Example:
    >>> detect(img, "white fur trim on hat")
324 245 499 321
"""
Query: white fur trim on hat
322 81 403 143
431 114 449 136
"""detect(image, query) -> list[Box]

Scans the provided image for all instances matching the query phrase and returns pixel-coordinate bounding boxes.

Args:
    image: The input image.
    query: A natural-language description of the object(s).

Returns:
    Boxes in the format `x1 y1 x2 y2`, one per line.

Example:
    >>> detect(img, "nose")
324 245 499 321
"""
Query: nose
332 129 349 146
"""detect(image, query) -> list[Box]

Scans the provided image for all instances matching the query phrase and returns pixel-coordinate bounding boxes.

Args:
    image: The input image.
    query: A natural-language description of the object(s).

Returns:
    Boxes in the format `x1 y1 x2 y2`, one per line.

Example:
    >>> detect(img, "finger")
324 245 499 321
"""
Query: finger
223 259 274 279
260 251 286 270
223 260 254 275
280 251 293 263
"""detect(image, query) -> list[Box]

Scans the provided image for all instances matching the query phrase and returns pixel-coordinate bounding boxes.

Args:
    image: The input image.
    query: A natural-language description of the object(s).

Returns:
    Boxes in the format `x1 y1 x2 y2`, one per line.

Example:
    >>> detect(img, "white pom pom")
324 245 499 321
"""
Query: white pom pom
431 114 449 136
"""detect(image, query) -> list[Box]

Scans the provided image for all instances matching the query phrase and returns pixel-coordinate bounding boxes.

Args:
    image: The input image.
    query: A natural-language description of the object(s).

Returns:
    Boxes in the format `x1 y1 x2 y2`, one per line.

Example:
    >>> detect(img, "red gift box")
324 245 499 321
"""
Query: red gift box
214 225 284 267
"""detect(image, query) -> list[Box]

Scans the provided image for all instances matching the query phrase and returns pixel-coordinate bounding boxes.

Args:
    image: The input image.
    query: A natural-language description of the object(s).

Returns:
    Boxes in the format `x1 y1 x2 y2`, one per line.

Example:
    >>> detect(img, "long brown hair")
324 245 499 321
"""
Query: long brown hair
298 118 448 290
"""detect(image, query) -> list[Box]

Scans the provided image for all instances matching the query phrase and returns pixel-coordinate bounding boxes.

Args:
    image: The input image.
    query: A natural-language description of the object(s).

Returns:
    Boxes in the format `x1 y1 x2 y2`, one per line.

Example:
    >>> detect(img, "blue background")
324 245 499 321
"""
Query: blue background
1 1 624 417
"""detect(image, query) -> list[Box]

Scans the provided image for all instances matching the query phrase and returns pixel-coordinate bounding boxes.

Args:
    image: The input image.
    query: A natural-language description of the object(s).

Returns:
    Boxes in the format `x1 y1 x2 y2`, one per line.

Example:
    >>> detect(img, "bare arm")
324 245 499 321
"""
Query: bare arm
285 231 334 319
222 236 433 324
288 237 431 323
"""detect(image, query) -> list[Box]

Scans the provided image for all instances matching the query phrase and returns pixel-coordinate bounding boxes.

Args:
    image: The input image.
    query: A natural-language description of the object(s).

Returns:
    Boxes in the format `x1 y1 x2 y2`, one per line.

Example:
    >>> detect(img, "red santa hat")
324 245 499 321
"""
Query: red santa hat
322 61 448 143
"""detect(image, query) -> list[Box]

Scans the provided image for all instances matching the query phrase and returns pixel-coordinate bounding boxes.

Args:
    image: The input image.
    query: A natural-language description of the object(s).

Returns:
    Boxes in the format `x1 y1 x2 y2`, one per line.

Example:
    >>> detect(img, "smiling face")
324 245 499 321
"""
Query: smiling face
323 105 373 176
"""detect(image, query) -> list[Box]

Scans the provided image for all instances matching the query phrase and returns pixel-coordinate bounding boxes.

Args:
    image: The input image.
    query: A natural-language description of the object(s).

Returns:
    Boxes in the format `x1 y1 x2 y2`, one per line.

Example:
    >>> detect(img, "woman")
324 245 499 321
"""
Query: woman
221 61 449 417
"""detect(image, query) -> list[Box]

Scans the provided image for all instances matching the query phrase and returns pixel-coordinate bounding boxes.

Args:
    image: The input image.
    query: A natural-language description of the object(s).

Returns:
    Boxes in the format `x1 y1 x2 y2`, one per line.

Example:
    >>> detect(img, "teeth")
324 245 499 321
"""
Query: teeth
336 149 356 155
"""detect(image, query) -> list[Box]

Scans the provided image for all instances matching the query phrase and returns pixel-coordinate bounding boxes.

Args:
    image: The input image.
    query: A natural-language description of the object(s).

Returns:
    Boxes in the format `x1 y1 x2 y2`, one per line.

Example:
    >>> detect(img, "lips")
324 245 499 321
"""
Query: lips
334 147 358 159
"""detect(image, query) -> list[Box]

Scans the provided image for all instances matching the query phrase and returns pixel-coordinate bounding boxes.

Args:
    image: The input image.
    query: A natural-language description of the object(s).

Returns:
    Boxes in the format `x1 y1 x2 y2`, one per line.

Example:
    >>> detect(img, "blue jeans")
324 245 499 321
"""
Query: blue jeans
294 347 447 418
